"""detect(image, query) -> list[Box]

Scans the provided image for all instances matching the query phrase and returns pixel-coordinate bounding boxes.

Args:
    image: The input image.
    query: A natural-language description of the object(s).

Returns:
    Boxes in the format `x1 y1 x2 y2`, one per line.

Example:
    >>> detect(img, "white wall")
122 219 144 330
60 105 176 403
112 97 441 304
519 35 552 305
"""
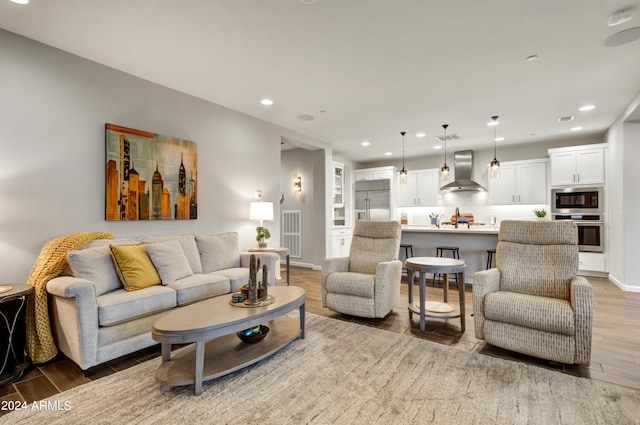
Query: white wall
605 93 640 292
0 29 327 283
622 122 640 290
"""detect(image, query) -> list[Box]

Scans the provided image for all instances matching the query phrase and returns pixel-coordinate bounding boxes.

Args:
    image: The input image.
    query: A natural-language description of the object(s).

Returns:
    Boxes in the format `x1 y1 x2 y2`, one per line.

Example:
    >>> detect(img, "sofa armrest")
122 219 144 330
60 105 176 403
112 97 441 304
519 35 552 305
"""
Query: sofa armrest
46 276 99 370
47 275 97 299
472 268 501 339
570 276 593 364
240 252 279 286
374 260 402 317
321 257 350 307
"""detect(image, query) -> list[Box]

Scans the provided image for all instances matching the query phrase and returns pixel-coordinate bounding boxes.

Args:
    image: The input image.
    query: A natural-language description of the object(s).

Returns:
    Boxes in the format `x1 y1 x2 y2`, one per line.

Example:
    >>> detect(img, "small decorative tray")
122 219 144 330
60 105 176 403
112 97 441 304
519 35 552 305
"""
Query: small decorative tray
229 294 276 308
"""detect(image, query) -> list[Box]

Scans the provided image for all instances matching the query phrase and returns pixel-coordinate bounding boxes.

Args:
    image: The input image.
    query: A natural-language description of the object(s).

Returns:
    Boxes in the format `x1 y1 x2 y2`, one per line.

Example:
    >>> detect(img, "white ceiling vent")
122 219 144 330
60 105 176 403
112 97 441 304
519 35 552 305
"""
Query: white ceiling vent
436 133 460 142
558 116 575 122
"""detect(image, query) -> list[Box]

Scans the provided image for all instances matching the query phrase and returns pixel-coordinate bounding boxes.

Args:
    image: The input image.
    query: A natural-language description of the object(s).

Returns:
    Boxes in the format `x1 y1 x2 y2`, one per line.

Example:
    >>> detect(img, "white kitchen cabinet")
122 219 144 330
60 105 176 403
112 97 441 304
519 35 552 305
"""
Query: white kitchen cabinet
549 146 605 186
331 227 352 257
355 166 395 181
489 160 547 205
578 252 607 273
397 169 440 207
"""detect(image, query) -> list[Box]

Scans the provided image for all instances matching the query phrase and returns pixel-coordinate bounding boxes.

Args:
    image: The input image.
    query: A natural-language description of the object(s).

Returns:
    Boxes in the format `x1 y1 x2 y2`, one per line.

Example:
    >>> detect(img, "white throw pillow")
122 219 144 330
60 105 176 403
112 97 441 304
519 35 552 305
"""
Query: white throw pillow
196 233 241 273
141 234 202 274
145 240 194 284
67 246 122 296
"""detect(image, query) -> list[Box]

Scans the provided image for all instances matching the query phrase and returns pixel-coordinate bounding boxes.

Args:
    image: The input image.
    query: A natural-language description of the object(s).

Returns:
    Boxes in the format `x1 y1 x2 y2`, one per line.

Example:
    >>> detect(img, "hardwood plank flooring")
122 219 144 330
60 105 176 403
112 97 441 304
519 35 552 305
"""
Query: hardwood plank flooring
1 267 639 417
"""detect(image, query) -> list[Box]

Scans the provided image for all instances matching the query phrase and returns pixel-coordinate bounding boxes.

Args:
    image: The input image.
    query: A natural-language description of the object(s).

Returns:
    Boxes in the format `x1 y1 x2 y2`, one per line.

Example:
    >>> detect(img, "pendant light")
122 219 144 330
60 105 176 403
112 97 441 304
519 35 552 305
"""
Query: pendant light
399 131 408 185
440 124 450 183
489 115 500 179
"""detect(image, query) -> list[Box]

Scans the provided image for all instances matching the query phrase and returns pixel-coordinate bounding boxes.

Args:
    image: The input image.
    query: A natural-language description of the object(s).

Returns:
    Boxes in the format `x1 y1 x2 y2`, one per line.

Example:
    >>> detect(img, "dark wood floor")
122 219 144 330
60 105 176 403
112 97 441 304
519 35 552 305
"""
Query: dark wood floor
2 267 639 417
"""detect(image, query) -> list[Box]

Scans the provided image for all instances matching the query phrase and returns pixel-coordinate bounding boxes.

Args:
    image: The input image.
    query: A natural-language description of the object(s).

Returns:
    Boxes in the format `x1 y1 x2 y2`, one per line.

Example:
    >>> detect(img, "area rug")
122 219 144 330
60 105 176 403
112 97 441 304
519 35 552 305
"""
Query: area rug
4 313 640 425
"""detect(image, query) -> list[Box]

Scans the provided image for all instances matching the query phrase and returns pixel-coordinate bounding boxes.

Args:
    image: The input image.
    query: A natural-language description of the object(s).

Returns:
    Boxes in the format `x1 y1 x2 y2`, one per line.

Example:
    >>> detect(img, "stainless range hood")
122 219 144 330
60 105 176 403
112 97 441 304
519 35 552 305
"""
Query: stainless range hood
440 150 486 192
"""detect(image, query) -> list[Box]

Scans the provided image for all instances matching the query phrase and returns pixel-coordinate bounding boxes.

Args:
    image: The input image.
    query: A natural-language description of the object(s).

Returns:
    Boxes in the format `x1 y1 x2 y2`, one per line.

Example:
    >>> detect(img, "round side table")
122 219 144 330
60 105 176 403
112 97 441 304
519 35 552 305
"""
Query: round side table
405 257 466 332
0 284 32 386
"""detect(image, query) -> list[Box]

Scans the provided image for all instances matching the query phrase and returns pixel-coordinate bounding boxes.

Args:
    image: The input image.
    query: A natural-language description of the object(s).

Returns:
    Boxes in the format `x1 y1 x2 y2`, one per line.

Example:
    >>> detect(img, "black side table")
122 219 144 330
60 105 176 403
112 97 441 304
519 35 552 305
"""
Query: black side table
0 284 32 386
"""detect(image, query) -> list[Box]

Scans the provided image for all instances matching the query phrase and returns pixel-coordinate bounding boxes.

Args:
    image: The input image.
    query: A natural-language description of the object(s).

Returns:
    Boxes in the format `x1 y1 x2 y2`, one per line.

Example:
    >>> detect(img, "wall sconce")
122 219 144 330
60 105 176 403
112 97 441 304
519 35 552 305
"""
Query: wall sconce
293 175 302 193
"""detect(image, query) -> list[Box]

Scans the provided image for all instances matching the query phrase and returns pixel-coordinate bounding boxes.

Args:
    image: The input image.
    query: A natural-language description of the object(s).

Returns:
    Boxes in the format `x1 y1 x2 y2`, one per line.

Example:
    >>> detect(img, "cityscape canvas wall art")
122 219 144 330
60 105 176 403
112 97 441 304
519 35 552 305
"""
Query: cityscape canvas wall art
105 123 198 221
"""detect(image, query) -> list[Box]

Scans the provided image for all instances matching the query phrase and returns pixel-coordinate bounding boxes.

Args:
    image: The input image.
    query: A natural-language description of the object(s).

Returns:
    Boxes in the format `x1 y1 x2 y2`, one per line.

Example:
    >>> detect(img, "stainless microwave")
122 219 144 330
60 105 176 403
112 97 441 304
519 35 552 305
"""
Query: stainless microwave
551 187 603 215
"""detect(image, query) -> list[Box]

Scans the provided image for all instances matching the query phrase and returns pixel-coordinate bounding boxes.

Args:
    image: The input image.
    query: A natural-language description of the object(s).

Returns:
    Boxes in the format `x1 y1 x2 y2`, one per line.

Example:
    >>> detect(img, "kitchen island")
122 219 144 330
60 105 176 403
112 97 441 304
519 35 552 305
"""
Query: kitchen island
401 225 499 283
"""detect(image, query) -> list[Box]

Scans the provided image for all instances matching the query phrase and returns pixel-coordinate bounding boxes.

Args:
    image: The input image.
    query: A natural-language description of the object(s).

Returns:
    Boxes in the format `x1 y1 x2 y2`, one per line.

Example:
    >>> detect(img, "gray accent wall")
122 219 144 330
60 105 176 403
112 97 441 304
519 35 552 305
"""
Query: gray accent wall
0 29 328 283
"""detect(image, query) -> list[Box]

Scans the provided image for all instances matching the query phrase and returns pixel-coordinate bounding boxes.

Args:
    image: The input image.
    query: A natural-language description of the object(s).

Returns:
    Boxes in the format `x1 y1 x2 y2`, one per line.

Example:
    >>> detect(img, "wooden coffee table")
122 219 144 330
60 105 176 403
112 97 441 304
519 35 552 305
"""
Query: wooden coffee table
152 285 305 395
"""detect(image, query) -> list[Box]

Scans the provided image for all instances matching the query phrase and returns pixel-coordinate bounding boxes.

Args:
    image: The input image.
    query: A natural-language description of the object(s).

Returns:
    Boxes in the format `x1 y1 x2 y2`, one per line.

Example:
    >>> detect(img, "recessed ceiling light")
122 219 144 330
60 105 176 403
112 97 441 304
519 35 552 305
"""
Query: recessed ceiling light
433 145 442 150
416 132 426 138
361 141 370 147
579 105 595 112
609 9 633 26
260 98 273 106
525 55 539 62
558 115 574 122
495 137 505 142
384 152 393 156
570 126 583 132
604 27 640 47
10 0 29 4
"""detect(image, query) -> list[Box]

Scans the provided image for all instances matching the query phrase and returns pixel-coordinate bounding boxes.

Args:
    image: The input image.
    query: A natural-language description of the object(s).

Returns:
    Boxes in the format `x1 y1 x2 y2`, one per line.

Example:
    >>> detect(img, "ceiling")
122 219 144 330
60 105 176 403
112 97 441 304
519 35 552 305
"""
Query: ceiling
2 0 640 162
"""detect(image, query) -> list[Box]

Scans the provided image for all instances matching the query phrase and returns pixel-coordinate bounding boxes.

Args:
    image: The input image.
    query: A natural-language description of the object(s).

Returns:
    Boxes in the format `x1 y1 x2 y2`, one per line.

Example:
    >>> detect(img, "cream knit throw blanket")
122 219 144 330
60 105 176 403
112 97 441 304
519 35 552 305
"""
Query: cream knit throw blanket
25 231 114 364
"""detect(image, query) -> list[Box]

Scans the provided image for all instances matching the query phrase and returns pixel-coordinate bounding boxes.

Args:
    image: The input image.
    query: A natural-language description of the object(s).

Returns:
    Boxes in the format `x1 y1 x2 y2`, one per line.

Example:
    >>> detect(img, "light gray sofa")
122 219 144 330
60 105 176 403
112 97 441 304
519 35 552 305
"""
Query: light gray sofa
46 232 279 370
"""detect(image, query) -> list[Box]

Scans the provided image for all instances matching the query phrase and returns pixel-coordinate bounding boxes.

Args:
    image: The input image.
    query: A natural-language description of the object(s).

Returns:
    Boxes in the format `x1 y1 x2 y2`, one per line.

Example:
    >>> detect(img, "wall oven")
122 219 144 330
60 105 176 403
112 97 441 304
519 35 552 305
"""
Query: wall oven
552 214 604 253
551 187 605 252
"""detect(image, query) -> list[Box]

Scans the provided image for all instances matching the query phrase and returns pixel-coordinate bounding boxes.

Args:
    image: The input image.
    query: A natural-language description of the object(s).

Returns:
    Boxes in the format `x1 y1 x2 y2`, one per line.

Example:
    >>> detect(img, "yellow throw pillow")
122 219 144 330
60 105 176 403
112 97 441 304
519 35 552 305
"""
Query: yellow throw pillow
110 244 161 291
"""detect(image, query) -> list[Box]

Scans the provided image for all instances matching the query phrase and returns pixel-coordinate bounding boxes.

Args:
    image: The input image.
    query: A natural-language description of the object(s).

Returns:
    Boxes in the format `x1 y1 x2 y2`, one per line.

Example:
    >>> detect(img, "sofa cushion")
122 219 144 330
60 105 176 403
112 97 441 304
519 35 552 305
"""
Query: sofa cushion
141 234 202 274
325 272 375 298
166 274 231 306
97 285 176 326
214 268 250 292
196 232 241 273
67 246 122 296
484 291 575 335
145 240 194 284
109 244 161 291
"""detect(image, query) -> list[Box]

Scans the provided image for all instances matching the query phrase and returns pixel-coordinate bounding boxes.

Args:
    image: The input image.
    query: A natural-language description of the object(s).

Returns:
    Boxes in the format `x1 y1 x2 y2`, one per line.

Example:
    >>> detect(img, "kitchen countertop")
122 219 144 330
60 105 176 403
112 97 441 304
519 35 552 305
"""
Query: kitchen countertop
401 225 500 235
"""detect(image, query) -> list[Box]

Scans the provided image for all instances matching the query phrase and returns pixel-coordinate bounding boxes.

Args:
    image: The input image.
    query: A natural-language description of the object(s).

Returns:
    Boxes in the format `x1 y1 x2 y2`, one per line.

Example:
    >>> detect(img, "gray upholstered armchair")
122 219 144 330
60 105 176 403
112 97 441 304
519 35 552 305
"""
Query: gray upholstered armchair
473 220 593 365
322 220 402 318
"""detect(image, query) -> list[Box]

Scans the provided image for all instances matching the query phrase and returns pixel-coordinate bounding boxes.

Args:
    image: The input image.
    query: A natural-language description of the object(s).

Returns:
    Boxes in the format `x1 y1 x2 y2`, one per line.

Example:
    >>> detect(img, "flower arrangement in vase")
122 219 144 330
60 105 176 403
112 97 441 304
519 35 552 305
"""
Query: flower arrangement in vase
256 226 271 248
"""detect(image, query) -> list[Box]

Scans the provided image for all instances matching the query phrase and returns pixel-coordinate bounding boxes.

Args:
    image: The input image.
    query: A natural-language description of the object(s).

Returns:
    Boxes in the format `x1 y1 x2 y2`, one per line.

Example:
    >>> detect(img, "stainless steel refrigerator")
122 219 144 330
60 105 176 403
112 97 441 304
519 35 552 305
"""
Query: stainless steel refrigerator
355 179 391 221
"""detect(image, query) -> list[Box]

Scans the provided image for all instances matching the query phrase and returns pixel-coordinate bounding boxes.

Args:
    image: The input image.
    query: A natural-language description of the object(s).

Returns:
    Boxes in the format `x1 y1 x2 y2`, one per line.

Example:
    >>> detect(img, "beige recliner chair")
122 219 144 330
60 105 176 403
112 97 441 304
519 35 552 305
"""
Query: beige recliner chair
473 220 593 364
322 220 402 318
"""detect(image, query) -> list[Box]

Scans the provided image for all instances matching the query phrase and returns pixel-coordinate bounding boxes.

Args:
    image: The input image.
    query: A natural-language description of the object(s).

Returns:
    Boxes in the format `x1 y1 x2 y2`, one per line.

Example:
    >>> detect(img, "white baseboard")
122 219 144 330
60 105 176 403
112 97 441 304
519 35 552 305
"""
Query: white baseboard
290 261 322 271
608 273 640 293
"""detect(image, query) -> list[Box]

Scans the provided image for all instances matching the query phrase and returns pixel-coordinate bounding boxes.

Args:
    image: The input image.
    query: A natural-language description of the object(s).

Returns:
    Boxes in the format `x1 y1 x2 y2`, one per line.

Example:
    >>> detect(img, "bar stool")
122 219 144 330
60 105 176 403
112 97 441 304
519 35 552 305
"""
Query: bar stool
434 246 460 286
399 244 414 278
486 248 496 269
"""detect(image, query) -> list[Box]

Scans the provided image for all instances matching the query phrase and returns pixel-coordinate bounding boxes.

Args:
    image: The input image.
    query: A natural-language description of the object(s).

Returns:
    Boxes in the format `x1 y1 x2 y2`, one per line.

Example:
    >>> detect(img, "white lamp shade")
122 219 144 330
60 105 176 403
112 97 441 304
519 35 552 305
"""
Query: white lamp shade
249 202 274 221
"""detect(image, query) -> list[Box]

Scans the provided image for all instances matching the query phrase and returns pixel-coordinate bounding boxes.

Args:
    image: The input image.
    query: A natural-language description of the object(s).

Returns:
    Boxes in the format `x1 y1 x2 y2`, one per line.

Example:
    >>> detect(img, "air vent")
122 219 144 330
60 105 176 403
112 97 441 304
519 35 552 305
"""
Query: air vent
436 133 460 142
558 116 575 122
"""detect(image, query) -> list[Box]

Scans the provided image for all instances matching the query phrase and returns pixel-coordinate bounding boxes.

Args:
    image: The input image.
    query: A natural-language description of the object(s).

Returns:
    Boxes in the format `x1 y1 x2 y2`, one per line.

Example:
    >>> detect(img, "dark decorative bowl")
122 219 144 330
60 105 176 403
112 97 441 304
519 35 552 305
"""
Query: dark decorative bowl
237 325 269 343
